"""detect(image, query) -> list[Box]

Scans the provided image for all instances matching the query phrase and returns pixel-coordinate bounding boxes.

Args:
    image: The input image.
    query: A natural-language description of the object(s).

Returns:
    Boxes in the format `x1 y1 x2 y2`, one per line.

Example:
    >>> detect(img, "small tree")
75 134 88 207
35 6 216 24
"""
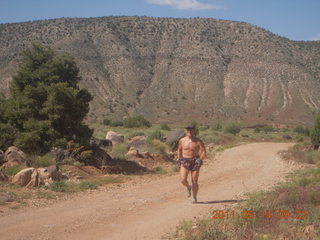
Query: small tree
224 123 241 135
311 114 320 150
0 43 93 153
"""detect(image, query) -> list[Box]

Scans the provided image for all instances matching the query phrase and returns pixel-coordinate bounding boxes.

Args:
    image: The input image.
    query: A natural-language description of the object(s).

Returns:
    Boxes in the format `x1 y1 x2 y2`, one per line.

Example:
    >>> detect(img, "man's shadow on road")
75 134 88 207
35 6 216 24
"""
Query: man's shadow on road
194 199 244 204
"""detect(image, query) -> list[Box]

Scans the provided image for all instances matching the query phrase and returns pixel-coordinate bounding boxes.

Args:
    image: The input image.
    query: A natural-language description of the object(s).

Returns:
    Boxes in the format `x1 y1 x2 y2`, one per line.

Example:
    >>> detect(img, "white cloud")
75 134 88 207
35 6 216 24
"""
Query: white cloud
145 0 221 11
310 33 320 41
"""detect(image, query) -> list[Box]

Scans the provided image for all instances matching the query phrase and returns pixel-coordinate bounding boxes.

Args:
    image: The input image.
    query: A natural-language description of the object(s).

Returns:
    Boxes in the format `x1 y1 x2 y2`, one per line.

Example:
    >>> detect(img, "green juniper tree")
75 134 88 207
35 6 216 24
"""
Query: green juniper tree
0 43 93 153
311 114 320 150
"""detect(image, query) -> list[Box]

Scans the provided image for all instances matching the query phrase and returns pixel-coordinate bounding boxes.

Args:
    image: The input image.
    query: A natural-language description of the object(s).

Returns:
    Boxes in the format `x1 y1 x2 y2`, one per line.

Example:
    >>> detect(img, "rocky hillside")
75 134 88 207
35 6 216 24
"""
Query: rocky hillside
0 16 319 125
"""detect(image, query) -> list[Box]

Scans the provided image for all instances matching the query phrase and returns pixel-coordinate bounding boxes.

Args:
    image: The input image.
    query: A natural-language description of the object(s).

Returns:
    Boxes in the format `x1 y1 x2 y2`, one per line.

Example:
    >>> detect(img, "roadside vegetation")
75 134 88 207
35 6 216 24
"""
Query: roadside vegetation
171 166 320 240
0 43 93 154
169 115 320 240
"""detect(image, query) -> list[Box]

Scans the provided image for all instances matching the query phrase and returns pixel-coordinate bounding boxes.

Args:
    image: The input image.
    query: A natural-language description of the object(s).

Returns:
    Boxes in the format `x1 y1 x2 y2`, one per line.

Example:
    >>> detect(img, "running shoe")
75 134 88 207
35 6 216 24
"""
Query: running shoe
187 185 192 198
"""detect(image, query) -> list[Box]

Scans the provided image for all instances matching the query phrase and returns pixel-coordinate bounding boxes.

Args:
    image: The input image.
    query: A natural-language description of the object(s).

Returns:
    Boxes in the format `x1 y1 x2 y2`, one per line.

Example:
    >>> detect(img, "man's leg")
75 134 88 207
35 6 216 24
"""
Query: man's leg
180 165 191 197
191 169 200 202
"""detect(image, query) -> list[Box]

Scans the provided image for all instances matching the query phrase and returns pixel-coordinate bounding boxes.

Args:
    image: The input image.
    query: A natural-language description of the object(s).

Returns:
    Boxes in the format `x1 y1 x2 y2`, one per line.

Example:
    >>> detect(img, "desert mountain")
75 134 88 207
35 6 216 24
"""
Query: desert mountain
0 16 319 125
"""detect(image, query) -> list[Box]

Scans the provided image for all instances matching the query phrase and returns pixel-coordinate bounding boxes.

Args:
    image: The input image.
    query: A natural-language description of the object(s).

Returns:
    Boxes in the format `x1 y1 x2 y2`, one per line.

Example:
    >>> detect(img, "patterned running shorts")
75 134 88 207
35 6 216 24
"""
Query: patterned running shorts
178 157 202 171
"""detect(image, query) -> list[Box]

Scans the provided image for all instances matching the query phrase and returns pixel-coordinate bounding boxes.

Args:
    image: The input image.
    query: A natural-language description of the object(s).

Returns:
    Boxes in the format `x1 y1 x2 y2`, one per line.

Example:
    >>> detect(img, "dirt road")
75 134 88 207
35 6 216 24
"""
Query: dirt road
0 142 296 240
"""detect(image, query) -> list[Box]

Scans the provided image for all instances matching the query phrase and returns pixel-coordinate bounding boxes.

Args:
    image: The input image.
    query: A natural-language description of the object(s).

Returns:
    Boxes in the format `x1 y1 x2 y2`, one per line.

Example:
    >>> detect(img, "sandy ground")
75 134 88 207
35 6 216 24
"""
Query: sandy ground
0 142 297 240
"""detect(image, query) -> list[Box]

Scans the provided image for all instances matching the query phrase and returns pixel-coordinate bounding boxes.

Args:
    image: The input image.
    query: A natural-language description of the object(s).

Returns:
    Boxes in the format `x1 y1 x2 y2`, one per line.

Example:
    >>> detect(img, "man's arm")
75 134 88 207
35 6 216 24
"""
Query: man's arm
177 139 183 159
199 140 207 160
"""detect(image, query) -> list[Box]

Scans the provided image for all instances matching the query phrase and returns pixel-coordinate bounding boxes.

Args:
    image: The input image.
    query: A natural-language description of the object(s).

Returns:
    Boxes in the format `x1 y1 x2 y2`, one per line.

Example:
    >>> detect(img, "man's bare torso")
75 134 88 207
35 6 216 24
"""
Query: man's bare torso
180 136 201 158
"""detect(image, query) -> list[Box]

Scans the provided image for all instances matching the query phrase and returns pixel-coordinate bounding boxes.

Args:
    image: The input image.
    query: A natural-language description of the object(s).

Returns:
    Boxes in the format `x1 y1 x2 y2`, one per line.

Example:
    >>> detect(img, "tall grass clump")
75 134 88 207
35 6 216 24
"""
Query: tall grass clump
150 139 169 154
127 131 146 139
4 165 25 176
110 143 127 159
30 154 56 167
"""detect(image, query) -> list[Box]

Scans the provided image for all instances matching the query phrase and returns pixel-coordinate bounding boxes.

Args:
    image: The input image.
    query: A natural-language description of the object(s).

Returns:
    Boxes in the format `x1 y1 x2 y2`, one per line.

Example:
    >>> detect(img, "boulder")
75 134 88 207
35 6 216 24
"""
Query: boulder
26 169 39 188
4 146 30 167
126 147 139 157
0 170 8 182
141 151 153 159
38 165 63 184
12 168 37 187
105 131 124 145
165 130 185 150
90 137 112 148
127 136 146 149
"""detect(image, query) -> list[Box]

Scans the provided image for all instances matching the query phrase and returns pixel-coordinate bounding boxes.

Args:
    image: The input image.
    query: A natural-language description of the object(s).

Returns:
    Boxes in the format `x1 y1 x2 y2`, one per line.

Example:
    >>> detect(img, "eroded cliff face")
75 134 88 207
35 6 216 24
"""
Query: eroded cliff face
0 16 319 124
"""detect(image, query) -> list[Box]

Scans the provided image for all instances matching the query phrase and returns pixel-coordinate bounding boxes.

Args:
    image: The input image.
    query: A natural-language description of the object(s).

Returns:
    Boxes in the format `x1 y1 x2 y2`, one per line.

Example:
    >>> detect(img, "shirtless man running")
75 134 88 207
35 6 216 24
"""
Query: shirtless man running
177 125 207 203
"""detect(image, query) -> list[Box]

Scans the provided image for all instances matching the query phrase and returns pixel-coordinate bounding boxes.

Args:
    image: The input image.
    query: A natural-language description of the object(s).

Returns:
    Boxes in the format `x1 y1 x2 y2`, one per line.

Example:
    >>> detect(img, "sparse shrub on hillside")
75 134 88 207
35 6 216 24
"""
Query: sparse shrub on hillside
123 116 151 128
261 125 274 133
147 129 164 143
294 126 304 134
305 151 320 164
102 118 111 126
254 127 260 133
211 123 222 131
311 114 320 150
190 121 200 136
224 123 241 135
199 125 210 131
110 120 123 127
304 128 310 136
160 124 171 131
295 135 304 142
293 126 310 137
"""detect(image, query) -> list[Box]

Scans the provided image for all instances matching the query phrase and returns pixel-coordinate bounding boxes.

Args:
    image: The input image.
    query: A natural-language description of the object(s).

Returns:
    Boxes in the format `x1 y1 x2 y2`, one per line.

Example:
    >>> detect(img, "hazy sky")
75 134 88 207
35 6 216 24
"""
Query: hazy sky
0 0 319 41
